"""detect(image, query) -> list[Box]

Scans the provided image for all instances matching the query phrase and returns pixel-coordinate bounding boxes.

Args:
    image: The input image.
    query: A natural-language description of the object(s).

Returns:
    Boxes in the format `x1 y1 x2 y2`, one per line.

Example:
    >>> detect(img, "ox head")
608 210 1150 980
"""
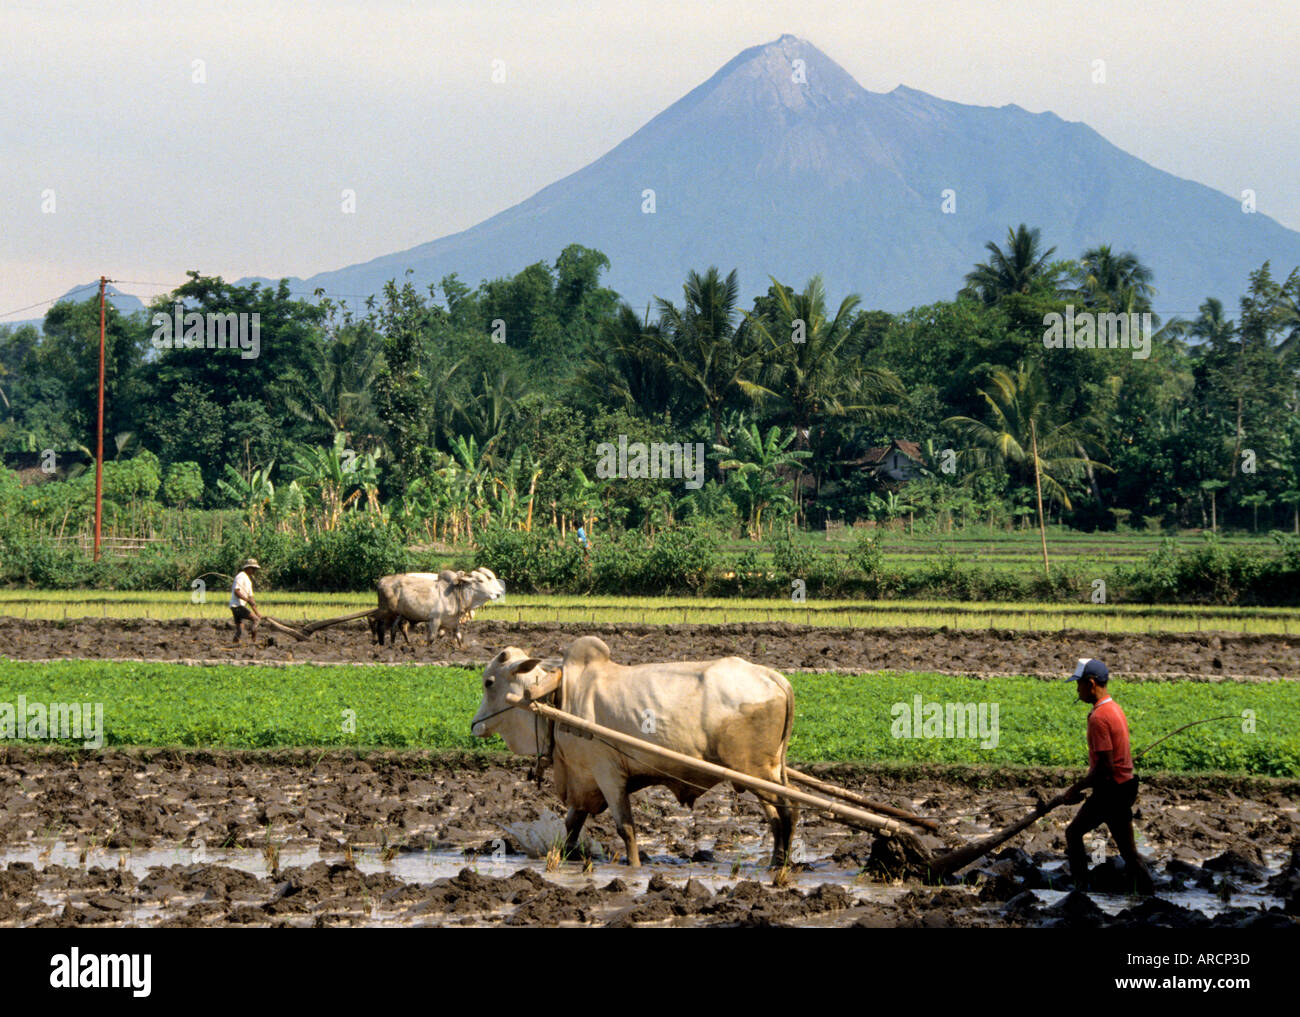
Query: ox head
471 647 559 753
456 567 506 611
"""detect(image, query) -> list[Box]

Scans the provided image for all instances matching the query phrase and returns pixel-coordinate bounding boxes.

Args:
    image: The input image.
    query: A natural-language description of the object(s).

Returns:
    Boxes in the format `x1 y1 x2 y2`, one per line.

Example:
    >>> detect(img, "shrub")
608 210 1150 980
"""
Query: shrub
474 526 586 593
770 535 817 583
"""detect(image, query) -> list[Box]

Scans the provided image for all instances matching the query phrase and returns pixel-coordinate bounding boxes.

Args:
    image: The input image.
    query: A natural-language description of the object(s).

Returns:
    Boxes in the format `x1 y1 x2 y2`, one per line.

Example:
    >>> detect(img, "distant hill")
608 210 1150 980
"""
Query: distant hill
3 282 147 333
244 33 1299 318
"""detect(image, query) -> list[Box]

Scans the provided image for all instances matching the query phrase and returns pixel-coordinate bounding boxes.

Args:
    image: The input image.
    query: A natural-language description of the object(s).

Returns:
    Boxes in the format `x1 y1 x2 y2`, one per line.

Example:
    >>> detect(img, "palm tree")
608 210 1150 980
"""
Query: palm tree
653 268 774 469
748 274 909 522
1072 245 1156 312
451 368 531 452
747 275 904 514
944 362 1111 575
1272 267 1300 363
963 224 1061 304
285 321 385 446
572 304 688 419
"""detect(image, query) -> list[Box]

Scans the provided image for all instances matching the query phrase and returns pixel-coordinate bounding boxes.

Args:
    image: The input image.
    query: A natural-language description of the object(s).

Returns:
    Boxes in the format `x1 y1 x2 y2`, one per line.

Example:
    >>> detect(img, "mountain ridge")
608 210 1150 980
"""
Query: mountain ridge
239 35 1300 318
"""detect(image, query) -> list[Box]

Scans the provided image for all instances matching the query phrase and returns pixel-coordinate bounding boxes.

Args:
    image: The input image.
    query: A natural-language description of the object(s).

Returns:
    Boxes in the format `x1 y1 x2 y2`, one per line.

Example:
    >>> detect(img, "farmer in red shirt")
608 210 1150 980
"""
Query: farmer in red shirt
1062 658 1155 895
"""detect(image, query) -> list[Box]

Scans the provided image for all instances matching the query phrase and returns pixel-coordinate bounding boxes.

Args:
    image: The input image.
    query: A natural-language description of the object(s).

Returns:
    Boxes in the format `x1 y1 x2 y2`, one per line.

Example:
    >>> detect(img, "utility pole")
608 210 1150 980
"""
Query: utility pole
1031 418 1049 578
94 276 107 562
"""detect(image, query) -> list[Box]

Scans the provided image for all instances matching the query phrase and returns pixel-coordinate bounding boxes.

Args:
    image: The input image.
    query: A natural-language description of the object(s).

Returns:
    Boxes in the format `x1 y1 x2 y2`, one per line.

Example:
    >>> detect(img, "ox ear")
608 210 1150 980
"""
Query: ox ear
507 657 543 677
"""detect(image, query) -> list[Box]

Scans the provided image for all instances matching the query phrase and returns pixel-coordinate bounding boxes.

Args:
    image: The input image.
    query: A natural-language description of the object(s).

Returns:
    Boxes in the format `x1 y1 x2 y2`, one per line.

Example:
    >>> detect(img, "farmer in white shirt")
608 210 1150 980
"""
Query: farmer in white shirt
229 558 261 642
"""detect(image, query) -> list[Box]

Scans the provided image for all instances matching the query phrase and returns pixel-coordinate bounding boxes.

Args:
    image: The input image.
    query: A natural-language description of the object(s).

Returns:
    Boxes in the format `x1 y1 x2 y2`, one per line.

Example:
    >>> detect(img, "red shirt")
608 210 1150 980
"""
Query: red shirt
1087 697 1134 783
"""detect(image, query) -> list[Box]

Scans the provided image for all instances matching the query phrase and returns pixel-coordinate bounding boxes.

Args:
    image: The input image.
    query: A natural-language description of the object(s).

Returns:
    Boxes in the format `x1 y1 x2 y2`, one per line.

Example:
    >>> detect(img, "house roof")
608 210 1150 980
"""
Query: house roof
855 439 926 468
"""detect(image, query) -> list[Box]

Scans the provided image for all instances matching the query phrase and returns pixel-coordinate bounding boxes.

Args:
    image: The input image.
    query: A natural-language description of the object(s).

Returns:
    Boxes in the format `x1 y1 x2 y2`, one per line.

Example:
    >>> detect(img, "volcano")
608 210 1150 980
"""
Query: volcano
255 34 1300 318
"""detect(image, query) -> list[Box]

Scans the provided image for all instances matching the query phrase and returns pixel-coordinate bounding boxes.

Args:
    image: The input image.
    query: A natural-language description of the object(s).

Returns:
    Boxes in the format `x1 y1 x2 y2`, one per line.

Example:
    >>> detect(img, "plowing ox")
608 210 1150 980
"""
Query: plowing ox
371 568 505 646
471 636 797 867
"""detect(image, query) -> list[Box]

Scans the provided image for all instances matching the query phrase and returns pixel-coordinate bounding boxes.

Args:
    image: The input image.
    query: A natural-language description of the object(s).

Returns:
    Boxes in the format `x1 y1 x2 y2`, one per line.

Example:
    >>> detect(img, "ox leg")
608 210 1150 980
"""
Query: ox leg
563 807 588 858
772 801 799 868
607 788 640 867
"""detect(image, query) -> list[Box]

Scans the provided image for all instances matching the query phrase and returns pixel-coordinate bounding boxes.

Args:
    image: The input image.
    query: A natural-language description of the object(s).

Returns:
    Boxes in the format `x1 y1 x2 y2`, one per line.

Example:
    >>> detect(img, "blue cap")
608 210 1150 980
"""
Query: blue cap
1070 658 1109 683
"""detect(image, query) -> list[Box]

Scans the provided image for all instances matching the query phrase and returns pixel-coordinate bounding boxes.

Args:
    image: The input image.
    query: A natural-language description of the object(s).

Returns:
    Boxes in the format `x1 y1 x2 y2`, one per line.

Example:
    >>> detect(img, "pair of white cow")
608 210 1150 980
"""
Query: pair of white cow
472 636 797 868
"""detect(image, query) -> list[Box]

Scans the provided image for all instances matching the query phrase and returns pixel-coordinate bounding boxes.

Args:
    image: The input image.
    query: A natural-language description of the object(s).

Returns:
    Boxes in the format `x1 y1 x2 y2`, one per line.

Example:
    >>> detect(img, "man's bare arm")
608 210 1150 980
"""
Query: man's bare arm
1065 749 1113 801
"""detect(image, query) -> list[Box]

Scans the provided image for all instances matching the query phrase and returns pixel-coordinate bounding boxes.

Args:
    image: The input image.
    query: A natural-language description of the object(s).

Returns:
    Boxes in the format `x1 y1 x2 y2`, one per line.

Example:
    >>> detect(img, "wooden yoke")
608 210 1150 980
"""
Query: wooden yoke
505 667 563 706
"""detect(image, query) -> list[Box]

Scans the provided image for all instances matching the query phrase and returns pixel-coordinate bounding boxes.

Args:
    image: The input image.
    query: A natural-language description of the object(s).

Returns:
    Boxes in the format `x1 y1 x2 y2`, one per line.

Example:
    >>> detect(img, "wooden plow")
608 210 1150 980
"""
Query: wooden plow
257 615 312 641
301 609 382 636
245 608 380 642
508 689 1069 881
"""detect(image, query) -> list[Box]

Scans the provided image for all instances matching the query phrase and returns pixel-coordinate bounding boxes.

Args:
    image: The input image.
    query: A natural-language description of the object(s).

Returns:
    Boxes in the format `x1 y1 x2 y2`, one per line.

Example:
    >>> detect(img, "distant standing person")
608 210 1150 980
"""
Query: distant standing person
229 558 262 643
576 525 590 558
1062 657 1155 895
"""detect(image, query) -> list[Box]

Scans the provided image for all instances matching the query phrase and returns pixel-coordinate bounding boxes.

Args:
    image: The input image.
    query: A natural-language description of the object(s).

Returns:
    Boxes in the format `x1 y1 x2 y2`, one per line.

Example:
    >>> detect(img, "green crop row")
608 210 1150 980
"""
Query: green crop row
1 661 1295 776
3 589 1297 635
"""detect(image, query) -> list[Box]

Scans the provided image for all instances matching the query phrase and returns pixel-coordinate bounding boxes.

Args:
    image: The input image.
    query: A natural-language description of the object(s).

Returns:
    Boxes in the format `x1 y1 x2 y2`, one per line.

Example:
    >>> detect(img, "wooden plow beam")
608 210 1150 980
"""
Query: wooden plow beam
512 694 1070 879
785 767 940 833
257 615 312 641
520 698 916 840
300 609 381 636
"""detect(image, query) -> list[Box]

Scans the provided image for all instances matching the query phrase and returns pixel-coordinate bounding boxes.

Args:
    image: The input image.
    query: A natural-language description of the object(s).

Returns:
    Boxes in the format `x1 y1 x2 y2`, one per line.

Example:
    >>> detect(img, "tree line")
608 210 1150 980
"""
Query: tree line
2 230 1298 542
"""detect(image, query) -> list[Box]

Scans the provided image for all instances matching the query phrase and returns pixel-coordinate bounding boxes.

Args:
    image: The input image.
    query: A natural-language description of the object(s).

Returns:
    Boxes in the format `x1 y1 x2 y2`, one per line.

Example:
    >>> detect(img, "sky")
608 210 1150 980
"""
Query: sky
2 0 1298 320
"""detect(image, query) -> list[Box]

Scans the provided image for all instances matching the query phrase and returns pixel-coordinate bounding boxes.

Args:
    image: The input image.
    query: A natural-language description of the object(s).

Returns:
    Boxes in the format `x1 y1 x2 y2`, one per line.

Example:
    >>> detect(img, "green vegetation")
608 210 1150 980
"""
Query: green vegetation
0 661 1294 776
3 588 1299 635
792 673 1298 777
3 512 1298 605
3 233 1299 603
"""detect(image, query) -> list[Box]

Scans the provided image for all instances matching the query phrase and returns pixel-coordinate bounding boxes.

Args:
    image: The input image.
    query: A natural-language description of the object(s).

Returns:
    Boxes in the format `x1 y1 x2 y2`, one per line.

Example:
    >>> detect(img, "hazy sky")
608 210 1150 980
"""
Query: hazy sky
3 0 1297 318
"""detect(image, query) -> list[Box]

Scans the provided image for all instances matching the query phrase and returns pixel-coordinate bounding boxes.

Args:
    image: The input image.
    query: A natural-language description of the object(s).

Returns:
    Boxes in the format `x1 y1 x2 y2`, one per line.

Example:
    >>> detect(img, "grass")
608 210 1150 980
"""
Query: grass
1 661 1295 776
2 589 1297 635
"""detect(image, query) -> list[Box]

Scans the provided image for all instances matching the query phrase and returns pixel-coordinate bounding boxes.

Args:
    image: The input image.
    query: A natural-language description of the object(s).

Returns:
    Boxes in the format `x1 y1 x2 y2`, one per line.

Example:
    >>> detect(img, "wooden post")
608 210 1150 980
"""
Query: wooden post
94 276 106 562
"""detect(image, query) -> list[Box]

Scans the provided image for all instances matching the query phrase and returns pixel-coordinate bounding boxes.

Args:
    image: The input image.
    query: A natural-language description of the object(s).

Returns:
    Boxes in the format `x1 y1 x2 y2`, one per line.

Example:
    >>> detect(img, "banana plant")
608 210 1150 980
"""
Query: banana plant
714 424 810 539
216 462 276 532
287 432 381 530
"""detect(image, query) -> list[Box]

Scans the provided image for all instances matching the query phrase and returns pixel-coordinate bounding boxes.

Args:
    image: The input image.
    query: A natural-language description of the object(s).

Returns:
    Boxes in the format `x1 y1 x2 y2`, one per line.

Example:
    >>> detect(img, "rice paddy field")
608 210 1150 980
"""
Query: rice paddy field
4 589 1299 636
2 542 1297 930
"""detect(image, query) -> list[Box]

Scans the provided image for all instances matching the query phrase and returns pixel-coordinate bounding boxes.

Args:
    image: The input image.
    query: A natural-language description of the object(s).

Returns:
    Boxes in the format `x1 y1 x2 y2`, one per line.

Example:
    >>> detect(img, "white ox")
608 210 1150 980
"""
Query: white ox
372 568 505 647
471 636 797 867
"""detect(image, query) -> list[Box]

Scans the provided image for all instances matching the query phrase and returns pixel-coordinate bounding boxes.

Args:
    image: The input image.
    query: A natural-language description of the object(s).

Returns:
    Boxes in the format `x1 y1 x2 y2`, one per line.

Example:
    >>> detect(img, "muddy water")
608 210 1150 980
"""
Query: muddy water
0 749 1295 927
2 618 1296 678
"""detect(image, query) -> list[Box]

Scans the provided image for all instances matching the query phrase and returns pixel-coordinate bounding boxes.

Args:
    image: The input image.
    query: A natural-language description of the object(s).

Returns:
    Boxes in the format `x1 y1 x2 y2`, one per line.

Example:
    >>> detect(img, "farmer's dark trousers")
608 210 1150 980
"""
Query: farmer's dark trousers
1066 776 1152 892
